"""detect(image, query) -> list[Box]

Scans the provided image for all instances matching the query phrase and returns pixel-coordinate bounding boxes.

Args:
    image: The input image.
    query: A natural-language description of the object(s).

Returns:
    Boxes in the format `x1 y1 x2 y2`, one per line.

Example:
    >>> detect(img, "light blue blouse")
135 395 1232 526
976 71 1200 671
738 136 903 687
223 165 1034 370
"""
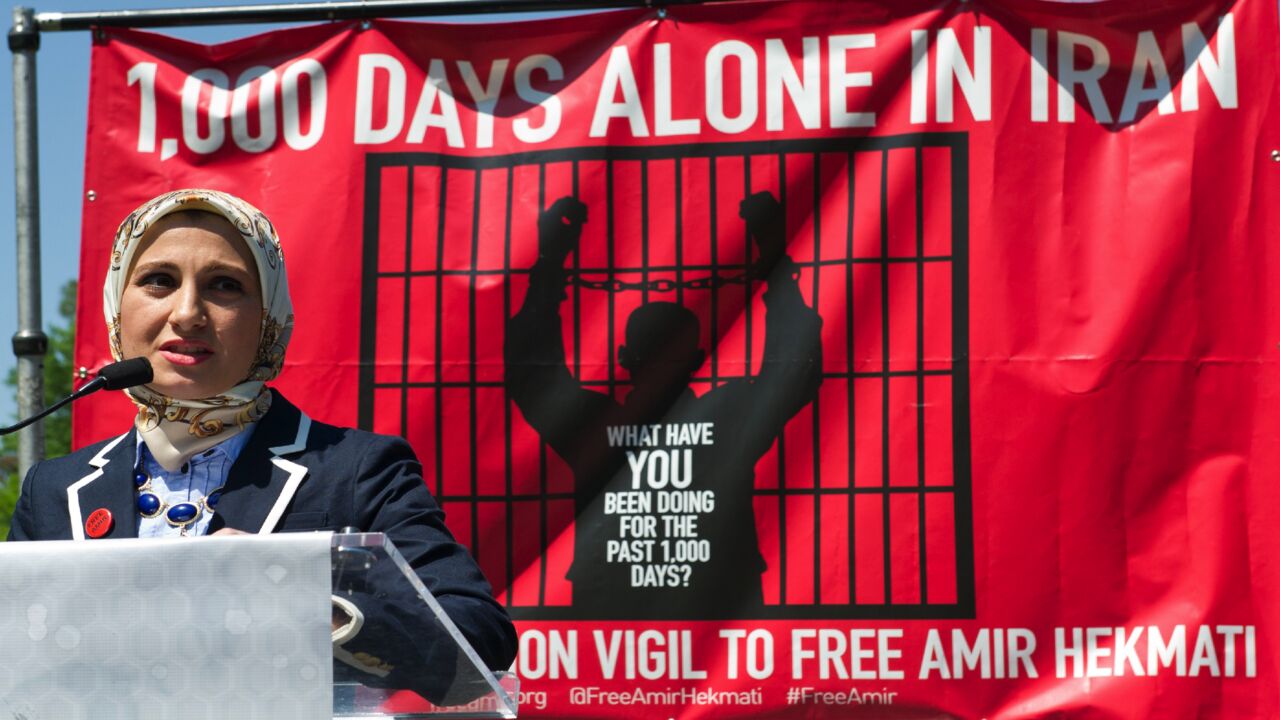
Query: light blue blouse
133 428 255 538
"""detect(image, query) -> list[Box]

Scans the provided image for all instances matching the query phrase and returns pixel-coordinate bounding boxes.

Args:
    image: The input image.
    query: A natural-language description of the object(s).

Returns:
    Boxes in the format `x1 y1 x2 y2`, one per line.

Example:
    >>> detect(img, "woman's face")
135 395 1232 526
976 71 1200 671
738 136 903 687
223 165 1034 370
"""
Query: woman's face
119 211 263 400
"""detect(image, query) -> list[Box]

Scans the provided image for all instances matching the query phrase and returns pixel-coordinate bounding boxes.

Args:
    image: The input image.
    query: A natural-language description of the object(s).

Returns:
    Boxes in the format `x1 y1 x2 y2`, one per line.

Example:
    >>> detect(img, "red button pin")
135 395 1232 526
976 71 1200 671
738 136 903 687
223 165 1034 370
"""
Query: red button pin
85 508 113 538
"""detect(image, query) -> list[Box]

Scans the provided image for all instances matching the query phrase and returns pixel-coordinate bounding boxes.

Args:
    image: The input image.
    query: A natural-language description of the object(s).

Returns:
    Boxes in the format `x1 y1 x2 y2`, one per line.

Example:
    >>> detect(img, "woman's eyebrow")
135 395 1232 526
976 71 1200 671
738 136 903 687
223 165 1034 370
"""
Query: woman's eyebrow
130 260 177 275
130 260 254 278
201 262 255 276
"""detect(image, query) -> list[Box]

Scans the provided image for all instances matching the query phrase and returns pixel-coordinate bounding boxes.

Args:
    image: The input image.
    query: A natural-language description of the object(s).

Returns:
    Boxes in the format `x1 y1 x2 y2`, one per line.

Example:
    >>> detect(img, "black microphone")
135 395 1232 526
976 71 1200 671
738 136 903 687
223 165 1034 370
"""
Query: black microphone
0 357 153 436
90 357 153 391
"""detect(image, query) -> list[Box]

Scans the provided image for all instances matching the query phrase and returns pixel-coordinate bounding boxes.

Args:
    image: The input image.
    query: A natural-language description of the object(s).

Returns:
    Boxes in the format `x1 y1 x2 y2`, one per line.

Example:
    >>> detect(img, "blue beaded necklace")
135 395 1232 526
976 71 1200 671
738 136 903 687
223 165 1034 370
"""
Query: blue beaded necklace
134 467 224 536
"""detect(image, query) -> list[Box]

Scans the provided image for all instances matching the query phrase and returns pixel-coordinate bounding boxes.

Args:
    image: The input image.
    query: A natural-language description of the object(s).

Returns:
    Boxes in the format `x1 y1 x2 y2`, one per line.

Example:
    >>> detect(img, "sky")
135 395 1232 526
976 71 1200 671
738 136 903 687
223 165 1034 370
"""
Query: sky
0 0 562 424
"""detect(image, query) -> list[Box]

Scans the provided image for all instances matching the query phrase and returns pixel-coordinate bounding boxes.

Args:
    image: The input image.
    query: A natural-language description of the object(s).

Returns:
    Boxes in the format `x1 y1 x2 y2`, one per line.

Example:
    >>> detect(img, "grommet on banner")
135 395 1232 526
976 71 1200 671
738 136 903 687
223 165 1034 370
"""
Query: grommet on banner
1271 149 1280 162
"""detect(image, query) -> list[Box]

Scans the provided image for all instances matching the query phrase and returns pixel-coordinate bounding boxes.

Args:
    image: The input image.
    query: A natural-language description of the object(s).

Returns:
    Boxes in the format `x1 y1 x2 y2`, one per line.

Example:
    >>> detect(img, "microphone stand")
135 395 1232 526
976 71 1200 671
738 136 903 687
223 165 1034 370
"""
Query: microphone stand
0 358 153 437
0 376 112 437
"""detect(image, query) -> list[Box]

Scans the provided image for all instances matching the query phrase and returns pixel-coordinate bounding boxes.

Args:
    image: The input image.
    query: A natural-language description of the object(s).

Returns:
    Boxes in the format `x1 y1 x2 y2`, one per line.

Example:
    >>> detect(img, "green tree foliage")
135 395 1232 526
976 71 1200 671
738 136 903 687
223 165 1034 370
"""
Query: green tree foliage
1 280 78 538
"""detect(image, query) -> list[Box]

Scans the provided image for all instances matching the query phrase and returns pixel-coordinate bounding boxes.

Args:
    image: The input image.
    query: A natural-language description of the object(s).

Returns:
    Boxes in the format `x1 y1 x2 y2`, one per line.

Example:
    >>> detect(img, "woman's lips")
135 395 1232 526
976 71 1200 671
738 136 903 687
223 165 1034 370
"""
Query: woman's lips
159 342 213 366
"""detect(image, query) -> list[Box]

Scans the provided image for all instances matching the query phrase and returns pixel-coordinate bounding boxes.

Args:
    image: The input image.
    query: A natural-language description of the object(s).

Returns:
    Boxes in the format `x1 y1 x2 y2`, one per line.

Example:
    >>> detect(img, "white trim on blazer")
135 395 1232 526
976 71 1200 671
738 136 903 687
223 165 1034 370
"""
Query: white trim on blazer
66 432 130 540
258 414 312 534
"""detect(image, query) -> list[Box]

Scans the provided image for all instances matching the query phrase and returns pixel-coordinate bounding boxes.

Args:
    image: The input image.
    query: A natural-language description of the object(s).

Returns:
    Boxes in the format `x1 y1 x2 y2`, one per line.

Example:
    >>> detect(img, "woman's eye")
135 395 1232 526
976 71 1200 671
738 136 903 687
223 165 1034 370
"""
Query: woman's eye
138 273 175 289
210 277 243 293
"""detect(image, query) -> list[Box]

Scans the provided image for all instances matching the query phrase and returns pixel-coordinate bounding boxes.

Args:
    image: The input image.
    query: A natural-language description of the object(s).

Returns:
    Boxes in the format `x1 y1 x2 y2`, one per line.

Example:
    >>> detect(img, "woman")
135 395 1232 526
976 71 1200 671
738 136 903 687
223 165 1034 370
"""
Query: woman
8 189 516 700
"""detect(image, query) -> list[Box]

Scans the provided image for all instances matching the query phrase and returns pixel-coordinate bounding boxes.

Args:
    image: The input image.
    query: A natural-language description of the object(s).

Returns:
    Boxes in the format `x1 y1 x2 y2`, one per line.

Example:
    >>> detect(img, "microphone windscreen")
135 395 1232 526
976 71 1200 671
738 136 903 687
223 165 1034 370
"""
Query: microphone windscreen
96 357 153 390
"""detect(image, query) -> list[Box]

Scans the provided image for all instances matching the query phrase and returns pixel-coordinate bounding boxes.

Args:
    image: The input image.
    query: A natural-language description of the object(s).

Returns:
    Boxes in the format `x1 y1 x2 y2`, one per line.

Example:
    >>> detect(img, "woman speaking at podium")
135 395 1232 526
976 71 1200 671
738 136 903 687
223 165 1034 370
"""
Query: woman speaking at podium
7 189 517 698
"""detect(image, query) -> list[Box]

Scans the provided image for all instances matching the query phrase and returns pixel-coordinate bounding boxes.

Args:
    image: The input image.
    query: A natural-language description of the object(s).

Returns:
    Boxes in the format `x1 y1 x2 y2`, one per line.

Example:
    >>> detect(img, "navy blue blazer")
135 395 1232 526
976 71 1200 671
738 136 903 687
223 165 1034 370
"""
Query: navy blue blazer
9 390 516 700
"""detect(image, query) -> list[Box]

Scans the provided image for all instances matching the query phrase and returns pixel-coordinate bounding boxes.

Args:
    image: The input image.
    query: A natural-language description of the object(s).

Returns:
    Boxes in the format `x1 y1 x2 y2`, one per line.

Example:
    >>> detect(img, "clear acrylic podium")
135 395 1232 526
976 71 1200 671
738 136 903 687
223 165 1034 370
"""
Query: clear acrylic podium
331 532 519 718
0 532 517 719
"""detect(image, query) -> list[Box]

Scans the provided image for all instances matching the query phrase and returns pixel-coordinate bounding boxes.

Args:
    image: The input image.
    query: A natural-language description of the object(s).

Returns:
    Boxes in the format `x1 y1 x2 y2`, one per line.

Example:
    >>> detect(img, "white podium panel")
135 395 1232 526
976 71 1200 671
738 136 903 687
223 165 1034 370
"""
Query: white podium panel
0 533 333 720
0 532 517 719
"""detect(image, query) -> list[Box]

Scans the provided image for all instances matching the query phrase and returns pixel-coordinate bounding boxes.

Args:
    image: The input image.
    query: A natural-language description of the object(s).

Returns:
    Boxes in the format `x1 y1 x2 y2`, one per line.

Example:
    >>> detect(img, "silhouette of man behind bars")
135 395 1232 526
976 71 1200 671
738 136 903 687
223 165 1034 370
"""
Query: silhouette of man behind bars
506 192 822 618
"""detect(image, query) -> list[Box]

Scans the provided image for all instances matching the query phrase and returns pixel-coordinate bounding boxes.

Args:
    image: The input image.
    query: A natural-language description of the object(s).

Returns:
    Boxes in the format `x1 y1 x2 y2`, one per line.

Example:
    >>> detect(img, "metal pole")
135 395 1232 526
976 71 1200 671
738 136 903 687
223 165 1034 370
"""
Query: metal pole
36 0 722 31
9 6 45 486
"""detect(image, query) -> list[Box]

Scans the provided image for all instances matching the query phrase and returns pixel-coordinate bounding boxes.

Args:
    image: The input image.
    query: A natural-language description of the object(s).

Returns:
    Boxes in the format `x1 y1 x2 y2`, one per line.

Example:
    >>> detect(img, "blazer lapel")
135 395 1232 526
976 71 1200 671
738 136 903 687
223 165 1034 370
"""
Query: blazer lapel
212 391 313 534
67 432 139 540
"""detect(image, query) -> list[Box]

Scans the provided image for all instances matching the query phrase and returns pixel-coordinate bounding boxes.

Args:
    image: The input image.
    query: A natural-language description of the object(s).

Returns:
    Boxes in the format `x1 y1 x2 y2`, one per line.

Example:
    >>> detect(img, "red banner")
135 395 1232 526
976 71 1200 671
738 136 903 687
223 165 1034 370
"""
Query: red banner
77 0 1280 716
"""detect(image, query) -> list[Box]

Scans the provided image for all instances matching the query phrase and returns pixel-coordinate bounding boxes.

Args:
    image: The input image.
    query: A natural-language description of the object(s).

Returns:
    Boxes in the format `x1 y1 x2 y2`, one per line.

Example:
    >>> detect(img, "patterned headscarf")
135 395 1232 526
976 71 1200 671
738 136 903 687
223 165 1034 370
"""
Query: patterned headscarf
103 189 294 471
